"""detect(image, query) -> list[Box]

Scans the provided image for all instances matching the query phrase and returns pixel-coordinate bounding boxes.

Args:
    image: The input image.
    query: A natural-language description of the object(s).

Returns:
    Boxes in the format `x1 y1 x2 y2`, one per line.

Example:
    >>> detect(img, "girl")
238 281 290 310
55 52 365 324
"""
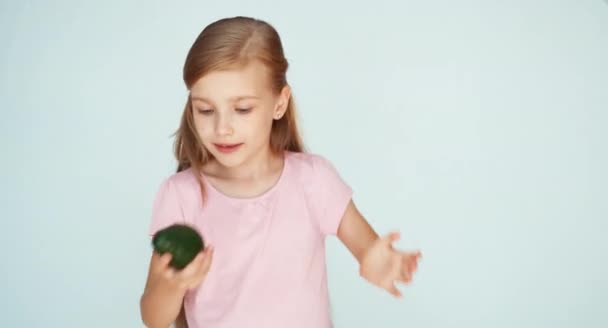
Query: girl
140 16 422 328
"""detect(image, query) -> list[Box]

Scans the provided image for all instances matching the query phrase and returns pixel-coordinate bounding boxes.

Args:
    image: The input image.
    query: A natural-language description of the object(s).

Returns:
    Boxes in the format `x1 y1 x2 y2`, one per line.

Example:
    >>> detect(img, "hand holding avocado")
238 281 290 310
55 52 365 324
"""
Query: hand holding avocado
149 224 213 292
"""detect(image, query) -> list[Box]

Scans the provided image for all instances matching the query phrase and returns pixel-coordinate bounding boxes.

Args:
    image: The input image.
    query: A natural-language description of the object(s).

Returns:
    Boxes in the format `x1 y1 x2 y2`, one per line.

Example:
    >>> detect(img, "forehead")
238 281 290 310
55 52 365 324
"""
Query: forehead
190 62 271 102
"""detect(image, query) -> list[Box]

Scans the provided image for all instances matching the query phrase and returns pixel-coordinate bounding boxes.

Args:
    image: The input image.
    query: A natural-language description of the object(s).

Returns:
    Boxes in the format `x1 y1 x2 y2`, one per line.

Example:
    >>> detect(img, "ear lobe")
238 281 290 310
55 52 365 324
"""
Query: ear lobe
274 85 291 120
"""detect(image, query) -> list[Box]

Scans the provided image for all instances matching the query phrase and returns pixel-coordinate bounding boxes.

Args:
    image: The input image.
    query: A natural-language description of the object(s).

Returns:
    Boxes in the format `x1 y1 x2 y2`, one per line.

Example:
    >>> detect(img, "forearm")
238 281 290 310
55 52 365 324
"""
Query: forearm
140 283 186 328
336 200 379 263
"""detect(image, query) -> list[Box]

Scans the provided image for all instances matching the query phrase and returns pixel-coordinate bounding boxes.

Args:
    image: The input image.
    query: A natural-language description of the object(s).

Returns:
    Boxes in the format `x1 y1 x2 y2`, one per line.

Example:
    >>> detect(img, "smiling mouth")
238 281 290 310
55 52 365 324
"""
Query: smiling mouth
213 143 243 153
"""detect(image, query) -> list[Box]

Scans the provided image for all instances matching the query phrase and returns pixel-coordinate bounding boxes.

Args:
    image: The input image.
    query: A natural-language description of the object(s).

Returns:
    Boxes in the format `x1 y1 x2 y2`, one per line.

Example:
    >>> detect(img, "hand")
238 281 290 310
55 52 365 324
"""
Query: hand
149 245 214 293
359 232 421 297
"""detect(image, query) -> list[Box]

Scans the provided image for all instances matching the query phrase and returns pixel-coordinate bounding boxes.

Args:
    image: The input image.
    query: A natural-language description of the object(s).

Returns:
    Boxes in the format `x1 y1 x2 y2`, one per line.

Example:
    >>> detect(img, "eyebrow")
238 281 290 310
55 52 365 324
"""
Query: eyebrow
191 95 260 103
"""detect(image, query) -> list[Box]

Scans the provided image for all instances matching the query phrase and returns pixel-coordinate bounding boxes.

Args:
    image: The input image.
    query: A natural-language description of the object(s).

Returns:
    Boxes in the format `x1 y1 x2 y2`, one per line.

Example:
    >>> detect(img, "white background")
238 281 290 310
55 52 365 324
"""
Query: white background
1 0 607 327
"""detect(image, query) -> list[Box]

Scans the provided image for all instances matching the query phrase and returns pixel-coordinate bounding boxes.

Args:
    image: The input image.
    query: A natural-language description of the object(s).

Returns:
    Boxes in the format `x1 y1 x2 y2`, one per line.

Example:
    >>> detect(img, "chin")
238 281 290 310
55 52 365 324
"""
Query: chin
207 146 248 168
213 156 246 169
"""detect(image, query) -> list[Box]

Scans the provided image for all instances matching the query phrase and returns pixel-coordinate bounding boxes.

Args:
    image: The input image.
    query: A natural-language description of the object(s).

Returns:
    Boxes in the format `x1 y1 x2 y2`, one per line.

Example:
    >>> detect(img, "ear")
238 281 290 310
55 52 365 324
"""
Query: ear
273 85 291 120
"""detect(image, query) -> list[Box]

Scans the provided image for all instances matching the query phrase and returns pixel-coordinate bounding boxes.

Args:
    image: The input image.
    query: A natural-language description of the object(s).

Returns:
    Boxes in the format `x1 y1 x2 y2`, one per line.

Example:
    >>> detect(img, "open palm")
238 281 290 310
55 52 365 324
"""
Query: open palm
359 232 422 297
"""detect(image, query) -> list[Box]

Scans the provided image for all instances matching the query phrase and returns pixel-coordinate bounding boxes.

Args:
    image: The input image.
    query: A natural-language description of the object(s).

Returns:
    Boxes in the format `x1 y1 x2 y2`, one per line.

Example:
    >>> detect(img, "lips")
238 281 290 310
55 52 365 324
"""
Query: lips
214 143 243 153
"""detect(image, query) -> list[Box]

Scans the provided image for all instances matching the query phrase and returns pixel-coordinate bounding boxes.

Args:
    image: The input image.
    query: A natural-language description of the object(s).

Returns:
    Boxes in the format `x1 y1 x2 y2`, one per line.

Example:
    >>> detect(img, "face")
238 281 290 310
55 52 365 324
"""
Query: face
190 61 290 169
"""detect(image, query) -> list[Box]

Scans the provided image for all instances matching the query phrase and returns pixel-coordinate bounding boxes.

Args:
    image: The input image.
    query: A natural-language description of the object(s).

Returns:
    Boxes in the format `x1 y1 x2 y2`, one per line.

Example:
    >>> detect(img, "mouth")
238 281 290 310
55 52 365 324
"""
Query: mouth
213 143 243 153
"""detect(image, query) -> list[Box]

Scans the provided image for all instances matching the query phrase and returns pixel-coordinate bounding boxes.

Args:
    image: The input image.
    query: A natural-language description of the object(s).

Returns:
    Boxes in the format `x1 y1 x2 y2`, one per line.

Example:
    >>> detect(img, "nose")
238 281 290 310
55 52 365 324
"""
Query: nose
215 113 234 136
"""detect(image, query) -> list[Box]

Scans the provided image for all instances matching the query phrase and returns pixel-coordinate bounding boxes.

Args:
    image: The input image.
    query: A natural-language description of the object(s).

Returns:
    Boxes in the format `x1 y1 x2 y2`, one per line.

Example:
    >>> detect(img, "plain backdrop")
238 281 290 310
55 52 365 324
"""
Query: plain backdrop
1 0 607 327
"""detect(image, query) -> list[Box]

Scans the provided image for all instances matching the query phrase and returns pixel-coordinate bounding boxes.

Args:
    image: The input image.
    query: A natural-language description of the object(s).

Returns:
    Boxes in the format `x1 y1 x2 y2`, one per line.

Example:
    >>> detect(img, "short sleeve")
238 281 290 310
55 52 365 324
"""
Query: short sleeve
312 155 353 236
148 177 186 236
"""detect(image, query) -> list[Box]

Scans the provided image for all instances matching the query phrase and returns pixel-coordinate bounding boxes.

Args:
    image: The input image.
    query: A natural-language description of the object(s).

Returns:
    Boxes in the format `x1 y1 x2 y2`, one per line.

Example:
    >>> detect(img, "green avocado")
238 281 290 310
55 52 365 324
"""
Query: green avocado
152 224 204 270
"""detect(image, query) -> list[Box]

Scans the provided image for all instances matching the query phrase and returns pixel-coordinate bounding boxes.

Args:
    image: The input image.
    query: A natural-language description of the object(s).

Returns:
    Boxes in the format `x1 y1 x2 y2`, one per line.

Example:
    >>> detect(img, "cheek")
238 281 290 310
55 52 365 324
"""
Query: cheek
193 116 213 137
248 114 274 138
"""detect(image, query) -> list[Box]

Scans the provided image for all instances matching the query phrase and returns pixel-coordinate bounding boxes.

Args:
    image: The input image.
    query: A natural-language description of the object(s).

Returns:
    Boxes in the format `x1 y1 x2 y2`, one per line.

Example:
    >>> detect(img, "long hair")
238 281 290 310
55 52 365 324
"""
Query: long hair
172 16 305 328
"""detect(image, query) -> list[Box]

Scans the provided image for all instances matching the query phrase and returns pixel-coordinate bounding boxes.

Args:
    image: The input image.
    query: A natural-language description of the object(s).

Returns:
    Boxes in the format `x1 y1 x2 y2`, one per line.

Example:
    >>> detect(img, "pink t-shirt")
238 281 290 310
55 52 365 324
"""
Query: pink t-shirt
148 151 353 328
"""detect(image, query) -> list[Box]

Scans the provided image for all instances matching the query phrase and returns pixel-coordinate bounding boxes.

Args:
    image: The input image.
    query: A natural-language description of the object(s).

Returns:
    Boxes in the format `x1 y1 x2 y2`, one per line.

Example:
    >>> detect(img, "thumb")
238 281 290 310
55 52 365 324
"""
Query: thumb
159 252 173 267
381 231 400 245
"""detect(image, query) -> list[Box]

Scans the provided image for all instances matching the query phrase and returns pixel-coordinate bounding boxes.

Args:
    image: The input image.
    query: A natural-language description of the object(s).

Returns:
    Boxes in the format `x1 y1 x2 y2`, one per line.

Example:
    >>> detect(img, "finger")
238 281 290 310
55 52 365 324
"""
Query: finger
402 254 416 269
178 252 206 278
151 252 173 273
410 258 418 273
199 245 214 274
381 231 400 246
160 252 173 267
163 267 177 281
158 257 177 281
398 265 411 283
398 254 419 282
396 262 411 284
411 252 422 271
401 251 420 266
178 248 210 278
386 282 402 297
187 247 214 289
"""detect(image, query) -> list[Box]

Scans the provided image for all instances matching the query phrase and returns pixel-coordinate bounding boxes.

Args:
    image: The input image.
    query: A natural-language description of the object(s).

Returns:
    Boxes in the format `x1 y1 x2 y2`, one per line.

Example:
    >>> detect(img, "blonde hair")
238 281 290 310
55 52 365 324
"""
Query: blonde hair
172 16 305 328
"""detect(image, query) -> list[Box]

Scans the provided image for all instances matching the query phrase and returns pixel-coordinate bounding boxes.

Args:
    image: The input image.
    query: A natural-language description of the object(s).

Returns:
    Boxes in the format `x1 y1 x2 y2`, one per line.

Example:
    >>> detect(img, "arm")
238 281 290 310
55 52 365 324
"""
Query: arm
140 252 188 328
142 178 212 327
336 199 379 263
140 247 213 328
140 284 184 328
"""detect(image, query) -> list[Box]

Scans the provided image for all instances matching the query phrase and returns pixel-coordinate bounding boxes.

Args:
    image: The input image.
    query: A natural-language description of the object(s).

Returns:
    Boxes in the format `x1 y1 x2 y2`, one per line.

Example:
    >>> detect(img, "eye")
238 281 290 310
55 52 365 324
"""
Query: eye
197 108 214 115
236 108 252 114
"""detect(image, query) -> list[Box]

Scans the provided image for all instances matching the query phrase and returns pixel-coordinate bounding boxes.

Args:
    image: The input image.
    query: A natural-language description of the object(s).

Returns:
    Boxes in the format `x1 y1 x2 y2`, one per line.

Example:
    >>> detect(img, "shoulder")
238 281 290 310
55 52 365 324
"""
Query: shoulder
286 151 337 178
159 168 199 190
148 168 202 235
285 151 350 193
153 167 201 204
285 151 353 235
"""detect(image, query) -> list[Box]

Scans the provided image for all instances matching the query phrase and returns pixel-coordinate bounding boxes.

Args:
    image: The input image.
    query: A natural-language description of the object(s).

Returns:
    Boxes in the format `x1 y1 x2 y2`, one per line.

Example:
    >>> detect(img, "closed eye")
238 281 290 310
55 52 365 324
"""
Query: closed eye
236 108 252 114
197 109 214 115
